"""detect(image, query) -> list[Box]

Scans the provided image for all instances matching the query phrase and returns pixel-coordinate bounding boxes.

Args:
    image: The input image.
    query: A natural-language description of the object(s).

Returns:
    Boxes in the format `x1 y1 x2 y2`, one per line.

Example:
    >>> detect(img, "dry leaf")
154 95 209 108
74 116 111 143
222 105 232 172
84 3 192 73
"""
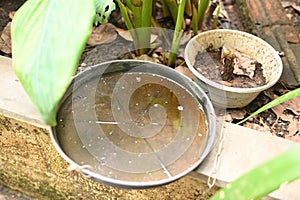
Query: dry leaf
87 23 117 46
9 11 15 19
228 109 246 119
271 104 289 121
292 3 300 13
285 134 300 143
175 65 194 80
222 45 257 79
133 54 159 63
117 28 158 43
287 118 300 136
281 96 300 115
180 30 193 45
0 22 11 54
243 122 270 132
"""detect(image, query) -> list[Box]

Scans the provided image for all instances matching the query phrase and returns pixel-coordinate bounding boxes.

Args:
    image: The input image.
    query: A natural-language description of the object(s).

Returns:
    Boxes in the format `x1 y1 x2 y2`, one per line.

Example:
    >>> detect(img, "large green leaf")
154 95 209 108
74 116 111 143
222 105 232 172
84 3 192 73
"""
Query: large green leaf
210 145 300 200
11 0 95 126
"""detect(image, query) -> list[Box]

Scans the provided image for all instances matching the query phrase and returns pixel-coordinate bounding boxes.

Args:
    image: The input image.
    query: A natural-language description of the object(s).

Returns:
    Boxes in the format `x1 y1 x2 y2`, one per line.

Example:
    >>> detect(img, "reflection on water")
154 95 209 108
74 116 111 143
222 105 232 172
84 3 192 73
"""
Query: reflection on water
54 61 210 186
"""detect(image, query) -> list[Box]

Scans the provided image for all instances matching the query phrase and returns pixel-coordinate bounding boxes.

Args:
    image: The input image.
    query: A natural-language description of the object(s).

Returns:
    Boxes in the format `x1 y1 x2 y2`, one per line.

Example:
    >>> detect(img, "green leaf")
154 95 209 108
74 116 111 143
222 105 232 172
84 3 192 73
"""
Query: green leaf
210 145 300 200
11 0 95 126
95 0 115 24
238 87 300 124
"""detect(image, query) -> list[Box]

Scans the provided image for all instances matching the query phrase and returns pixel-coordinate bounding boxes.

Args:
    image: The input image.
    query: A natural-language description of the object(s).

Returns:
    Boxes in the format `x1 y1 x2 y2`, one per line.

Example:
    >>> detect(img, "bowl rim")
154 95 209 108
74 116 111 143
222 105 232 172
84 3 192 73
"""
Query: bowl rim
49 59 218 188
185 29 283 93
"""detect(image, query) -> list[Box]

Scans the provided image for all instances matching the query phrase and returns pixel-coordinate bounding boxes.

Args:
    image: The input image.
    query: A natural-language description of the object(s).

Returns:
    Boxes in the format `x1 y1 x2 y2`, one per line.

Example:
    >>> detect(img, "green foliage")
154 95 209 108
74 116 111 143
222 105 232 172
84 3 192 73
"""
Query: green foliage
117 0 212 65
209 87 300 199
94 0 116 25
210 145 300 200
116 0 153 55
10 0 300 198
11 0 95 126
168 0 186 66
197 0 210 30
238 87 300 124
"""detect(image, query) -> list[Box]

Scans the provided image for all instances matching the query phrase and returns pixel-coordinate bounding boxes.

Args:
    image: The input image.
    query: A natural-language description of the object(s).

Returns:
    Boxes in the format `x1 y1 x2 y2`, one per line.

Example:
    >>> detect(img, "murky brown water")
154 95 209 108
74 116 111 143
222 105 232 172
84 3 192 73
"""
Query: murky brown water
53 61 211 187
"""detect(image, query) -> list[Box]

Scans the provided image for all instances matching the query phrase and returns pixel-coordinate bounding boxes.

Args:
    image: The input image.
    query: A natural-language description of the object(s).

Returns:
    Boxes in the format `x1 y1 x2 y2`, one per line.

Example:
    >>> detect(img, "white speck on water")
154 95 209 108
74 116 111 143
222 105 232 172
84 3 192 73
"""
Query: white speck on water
177 105 184 111
136 76 141 82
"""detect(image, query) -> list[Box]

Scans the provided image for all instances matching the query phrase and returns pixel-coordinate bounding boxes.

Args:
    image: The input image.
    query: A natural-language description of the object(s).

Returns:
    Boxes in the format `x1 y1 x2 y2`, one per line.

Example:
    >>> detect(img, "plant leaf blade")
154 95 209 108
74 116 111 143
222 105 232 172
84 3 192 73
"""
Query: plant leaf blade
11 0 95 126
210 145 300 200
238 87 300 124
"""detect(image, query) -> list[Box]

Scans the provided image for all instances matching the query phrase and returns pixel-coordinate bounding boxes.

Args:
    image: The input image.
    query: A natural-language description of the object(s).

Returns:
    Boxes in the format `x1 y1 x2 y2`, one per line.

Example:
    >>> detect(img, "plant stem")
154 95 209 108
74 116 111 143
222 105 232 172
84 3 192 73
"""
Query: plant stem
161 0 171 17
163 0 178 23
212 1 221 29
128 0 142 28
168 0 187 67
191 4 198 35
138 0 153 55
185 0 192 16
117 0 139 51
197 0 210 30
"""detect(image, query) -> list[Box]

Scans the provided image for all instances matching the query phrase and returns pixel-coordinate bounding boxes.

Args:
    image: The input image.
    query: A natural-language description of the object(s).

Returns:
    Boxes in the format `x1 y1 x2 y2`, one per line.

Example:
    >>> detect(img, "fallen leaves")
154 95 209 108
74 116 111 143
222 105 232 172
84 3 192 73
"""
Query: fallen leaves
0 11 15 54
229 84 300 143
87 23 117 46
221 45 258 79
0 22 11 54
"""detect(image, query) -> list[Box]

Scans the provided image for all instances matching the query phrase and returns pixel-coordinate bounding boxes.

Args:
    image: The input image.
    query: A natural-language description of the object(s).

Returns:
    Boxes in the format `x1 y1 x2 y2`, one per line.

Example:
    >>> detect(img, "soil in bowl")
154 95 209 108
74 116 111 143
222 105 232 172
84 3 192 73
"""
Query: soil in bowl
194 44 266 88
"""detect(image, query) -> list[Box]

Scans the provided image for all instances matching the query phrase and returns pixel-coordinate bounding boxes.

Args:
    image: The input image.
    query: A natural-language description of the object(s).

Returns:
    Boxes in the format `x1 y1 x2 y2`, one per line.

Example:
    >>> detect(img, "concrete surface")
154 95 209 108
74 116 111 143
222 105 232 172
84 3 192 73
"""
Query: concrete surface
236 0 300 86
1 55 300 199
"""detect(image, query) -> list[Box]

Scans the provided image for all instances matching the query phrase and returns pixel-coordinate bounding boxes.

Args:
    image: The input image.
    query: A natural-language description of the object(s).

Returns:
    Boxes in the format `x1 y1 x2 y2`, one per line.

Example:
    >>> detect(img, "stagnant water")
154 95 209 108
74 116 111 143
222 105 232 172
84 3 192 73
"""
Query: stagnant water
54 62 209 186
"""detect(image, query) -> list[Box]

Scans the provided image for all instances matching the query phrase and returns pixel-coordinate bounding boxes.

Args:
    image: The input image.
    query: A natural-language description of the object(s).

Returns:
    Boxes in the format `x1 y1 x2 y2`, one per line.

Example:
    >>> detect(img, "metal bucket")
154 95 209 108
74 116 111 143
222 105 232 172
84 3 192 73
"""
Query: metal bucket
50 60 216 188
